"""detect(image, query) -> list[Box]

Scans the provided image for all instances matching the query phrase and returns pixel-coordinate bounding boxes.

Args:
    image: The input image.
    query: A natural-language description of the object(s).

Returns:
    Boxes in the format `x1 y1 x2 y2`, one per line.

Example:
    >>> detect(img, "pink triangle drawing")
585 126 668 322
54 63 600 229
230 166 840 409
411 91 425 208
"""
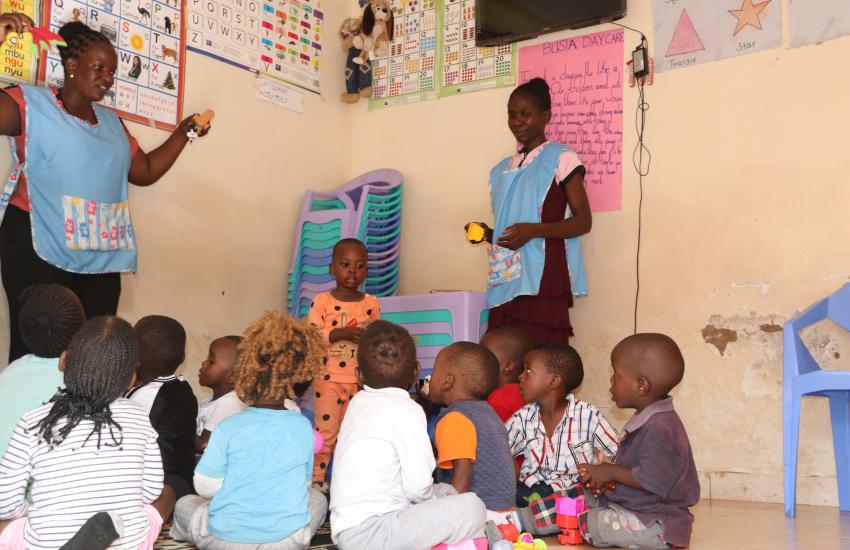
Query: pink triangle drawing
666 9 705 57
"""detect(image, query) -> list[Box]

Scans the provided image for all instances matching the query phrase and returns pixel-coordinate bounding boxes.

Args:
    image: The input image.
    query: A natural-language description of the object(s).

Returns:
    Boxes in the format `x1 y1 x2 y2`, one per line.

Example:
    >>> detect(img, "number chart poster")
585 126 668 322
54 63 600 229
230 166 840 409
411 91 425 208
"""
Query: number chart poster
0 0 42 85
43 0 186 130
518 29 624 212
439 0 514 98
186 0 262 71
369 0 438 110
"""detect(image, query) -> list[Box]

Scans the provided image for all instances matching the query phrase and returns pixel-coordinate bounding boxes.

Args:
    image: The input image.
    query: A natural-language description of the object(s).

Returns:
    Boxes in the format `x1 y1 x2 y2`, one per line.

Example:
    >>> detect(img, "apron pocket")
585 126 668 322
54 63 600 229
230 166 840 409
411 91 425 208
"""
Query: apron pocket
62 195 134 251
488 244 522 287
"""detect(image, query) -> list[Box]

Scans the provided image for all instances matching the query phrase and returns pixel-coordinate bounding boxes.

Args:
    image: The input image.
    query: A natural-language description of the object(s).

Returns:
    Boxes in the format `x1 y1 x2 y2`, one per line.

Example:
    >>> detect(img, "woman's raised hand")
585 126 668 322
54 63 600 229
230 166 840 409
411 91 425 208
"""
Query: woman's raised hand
0 13 34 45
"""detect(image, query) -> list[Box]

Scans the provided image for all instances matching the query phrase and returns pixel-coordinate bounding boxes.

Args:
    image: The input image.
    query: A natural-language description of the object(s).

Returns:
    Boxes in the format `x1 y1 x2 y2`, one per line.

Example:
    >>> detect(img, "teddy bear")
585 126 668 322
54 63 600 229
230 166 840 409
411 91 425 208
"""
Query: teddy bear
352 0 394 65
339 16 373 103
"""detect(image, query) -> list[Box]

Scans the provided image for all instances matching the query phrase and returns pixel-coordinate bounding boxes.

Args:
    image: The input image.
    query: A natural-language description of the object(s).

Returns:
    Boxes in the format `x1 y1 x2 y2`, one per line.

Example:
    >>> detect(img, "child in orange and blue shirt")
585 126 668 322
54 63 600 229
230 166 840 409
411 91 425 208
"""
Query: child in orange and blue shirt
308 238 380 487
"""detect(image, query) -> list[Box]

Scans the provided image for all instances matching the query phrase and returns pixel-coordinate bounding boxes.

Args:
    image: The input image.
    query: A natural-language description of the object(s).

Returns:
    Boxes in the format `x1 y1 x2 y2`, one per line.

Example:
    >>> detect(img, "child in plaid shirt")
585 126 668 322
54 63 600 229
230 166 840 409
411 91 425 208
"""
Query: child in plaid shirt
506 344 618 535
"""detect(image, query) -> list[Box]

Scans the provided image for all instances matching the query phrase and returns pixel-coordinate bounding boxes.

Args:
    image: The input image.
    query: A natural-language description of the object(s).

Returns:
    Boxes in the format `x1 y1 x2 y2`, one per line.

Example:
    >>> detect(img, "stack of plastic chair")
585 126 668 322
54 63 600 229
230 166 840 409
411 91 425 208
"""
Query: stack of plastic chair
783 282 850 517
379 292 488 378
287 169 403 318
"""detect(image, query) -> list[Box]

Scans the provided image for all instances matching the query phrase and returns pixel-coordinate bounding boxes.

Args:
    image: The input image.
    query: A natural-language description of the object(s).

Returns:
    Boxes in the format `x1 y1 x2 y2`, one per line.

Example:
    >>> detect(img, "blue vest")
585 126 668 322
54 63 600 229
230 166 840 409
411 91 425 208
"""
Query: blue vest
487 142 588 309
436 400 516 511
1 85 136 273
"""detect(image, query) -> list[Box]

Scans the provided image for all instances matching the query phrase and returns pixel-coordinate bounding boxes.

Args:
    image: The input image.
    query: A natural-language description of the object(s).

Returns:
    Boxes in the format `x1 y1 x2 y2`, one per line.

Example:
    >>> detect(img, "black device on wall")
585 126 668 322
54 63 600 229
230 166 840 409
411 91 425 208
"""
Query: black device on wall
475 0 628 46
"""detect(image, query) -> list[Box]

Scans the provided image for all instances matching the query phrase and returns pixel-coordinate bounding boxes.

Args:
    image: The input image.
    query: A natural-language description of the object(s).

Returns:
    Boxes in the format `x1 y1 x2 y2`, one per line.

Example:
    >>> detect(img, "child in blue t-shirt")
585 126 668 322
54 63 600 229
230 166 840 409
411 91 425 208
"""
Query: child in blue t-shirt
170 312 328 548
0 284 85 455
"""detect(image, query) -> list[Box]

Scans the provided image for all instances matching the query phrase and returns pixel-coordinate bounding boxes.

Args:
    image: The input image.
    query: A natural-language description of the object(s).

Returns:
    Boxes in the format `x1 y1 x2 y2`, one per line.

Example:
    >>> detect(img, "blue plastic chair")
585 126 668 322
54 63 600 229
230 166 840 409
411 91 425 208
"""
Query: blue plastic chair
784 283 850 517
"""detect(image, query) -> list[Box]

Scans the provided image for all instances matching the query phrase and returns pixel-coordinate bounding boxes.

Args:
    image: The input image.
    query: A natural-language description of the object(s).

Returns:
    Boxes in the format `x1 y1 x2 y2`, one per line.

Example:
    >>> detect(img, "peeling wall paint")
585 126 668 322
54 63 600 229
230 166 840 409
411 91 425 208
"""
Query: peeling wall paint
701 325 738 355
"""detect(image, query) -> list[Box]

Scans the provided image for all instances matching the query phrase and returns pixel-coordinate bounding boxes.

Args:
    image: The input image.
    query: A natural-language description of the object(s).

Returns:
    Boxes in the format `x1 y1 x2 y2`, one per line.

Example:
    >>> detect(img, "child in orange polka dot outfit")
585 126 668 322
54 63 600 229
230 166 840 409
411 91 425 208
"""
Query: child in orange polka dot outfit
308 239 380 489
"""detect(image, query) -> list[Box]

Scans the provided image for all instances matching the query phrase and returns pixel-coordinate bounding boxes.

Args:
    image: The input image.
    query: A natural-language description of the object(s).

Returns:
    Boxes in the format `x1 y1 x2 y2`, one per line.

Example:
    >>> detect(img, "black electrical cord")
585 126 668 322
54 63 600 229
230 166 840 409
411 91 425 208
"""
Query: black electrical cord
612 24 652 334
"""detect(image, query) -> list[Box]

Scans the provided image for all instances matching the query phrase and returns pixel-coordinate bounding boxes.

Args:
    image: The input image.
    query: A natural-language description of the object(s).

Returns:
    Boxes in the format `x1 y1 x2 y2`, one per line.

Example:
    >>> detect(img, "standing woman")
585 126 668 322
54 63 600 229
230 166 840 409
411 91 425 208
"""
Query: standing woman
0 15 207 362
472 78 591 345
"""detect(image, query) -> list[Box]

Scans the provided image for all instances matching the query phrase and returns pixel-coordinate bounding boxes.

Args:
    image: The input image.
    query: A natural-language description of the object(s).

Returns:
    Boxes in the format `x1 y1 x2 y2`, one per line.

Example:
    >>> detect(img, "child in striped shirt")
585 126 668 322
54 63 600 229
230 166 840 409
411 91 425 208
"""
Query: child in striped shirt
0 316 173 550
506 344 619 536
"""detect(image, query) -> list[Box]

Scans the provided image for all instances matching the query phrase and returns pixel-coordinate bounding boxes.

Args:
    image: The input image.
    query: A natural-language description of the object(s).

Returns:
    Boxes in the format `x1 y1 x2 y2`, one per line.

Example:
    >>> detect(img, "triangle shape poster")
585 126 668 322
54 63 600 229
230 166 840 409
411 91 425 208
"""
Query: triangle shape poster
653 0 781 72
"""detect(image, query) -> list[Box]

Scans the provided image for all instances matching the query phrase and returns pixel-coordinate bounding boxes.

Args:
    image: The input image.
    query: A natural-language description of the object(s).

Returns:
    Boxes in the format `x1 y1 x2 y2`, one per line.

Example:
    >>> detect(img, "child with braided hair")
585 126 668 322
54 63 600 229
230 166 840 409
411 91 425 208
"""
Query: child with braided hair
0 316 174 550
171 311 328 550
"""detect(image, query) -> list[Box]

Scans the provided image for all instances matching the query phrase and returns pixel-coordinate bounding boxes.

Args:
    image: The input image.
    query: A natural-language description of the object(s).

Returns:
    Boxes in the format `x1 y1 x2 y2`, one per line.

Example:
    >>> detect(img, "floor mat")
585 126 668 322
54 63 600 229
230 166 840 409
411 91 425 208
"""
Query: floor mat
154 521 338 550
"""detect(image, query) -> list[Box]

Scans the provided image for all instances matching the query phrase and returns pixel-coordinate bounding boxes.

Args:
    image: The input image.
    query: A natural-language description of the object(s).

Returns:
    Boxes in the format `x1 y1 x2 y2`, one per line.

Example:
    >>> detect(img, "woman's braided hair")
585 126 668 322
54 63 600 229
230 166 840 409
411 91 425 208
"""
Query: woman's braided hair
234 311 325 405
57 22 112 72
36 316 138 450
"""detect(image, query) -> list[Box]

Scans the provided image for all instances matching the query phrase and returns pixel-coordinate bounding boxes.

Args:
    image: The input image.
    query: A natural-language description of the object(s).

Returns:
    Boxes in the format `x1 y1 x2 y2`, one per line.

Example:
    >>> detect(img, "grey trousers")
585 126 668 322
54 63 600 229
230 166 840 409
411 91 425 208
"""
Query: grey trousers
335 484 486 550
170 489 328 550
582 503 669 549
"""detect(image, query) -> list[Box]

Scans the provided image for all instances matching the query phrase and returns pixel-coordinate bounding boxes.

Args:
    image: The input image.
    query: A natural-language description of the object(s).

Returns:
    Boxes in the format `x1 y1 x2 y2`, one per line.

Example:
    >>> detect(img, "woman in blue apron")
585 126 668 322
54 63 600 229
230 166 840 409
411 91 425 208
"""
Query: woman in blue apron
0 16 206 361
475 78 592 345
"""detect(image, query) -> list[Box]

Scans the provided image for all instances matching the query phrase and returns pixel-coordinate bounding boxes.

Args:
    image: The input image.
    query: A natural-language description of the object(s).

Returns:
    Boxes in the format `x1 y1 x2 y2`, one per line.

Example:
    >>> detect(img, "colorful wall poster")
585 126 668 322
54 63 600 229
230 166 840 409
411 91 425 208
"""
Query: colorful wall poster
368 0 438 109
186 0 262 71
43 0 186 130
439 0 514 97
0 0 42 85
258 0 323 94
652 0 781 72
518 29 624 212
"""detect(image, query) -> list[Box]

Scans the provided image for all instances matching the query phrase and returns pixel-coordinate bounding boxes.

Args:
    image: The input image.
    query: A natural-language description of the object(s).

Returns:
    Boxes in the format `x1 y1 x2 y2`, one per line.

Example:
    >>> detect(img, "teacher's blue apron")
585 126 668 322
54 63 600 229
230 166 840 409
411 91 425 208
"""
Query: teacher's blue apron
0 85 136 274
487 142 588 309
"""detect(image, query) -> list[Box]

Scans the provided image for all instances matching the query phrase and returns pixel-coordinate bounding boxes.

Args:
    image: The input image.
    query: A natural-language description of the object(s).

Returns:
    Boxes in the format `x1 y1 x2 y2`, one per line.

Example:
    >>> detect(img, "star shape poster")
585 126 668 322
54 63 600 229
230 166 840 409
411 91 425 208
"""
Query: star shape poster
652 0 781 72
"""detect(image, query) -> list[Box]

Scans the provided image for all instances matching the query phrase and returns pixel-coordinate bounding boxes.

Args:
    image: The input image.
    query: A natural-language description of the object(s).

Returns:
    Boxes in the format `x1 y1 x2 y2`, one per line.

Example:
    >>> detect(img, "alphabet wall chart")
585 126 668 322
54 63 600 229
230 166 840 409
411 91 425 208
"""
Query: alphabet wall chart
187 0 322 94
43 0 186 129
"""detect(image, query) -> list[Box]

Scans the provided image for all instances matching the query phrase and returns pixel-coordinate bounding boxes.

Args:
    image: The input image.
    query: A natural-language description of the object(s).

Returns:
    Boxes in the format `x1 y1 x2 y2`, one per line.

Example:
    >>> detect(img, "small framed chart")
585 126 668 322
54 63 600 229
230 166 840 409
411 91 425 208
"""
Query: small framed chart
0 0 42 85
368 0 438 110
42 0 187 130
258 0 323 94
186 0 263 72
438 0 514 98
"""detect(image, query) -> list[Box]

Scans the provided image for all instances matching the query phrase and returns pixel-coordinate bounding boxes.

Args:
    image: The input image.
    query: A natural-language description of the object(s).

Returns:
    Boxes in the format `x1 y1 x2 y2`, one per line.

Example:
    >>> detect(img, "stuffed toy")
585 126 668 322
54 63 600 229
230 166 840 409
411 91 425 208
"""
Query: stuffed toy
352 0 393 65
339 16 372 103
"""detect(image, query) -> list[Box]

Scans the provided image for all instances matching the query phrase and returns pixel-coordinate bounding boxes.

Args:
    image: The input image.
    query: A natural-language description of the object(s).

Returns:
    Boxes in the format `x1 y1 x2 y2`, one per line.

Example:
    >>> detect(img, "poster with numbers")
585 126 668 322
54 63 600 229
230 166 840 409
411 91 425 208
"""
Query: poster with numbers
186 0 262 71
0 0 42 85
258 0 322 94
368 0 438 110
42 0 186 130
439 0 514 97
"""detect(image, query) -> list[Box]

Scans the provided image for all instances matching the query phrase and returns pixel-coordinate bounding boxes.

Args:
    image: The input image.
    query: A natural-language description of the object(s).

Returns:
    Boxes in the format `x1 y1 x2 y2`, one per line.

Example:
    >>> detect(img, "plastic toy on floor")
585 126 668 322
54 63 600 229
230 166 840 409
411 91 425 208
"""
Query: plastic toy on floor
555 496 585 546
513 532 547 549
496 522 519 542
429 536 488 550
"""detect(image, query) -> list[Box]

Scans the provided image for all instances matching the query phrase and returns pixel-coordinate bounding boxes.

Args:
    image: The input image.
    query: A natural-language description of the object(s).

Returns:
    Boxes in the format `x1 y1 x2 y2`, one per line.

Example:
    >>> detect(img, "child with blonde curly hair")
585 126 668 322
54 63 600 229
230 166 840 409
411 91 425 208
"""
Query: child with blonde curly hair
170 312 328 549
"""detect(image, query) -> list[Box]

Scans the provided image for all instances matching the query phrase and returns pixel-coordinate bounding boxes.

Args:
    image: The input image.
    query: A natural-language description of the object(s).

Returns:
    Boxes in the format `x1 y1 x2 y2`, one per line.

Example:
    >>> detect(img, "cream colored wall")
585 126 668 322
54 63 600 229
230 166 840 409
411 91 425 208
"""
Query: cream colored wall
345 4 850 506
0 7 351 399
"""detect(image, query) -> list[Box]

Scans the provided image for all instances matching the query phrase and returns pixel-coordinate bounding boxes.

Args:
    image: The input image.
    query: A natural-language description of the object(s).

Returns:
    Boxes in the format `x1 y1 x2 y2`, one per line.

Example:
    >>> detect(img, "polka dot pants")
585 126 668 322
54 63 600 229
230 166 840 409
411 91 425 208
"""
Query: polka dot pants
312 379 359 482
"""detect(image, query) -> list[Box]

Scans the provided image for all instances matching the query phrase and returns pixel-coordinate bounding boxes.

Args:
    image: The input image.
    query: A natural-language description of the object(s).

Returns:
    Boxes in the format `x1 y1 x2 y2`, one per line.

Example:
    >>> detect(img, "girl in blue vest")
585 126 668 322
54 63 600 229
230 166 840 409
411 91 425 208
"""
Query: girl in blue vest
0 15 206 362
472 78 592 345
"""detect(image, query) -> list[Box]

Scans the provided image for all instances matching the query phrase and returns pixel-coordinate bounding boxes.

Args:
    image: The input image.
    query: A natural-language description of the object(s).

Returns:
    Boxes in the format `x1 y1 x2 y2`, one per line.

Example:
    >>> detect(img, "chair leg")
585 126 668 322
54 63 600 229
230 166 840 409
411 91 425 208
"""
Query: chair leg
784 391 801 517
828 393 850 512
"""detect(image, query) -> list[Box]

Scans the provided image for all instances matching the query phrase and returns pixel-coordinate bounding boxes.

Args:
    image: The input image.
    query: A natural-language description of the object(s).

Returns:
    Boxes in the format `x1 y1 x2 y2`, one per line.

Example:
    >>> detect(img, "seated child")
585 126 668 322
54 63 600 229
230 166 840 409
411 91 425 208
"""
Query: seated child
127 315 198 499
308 238 380 488
429 342 517 523
0 284 85 455
578 333 700 549
170 312 328 549
331 321 486 550
196 335 245 453
0 316 173 550
506 343 619 535
481 326 534 422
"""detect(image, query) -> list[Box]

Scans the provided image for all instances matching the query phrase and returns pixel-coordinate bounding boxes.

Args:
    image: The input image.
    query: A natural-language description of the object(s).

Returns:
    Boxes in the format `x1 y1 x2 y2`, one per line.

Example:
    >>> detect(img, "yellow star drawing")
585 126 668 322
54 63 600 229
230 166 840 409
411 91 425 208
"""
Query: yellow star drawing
729 0 771 36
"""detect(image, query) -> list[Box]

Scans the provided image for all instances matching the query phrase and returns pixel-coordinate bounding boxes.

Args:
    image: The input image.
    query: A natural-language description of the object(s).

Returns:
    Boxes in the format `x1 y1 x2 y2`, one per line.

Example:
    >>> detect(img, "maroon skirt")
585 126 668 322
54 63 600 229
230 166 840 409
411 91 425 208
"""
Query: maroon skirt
488 181 574 345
